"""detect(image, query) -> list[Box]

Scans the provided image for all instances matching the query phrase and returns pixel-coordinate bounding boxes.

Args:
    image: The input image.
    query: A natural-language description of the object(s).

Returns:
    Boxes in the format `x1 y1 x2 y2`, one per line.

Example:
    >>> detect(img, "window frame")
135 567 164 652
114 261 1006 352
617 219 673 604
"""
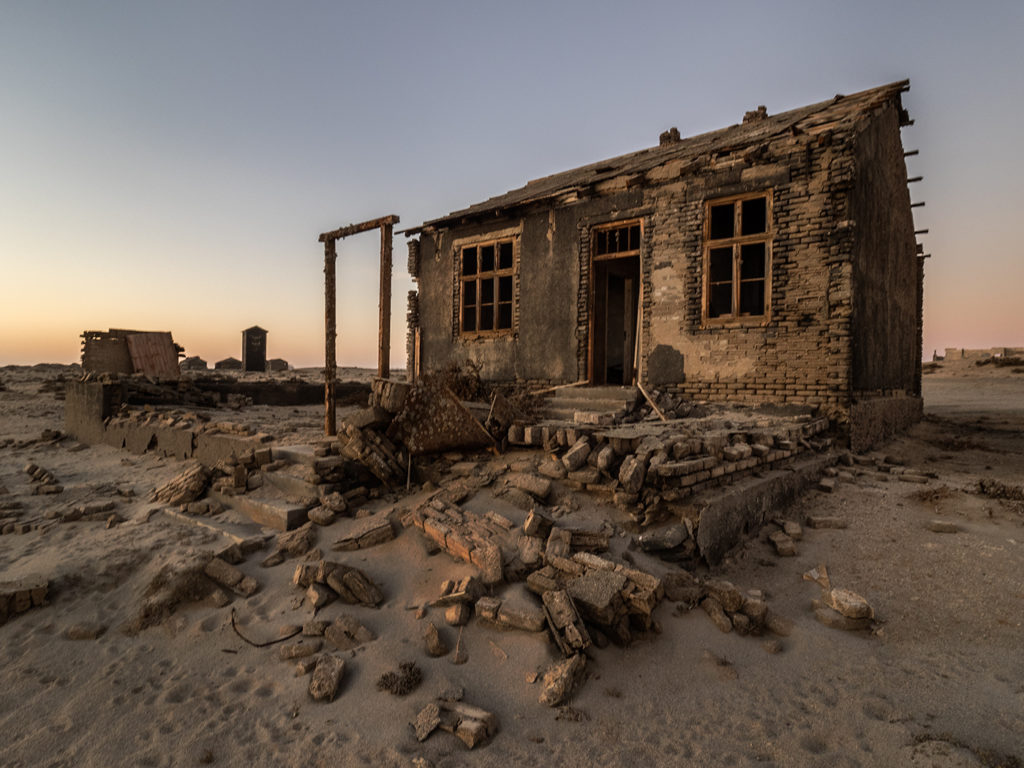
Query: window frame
456 234 517 338
591 218 642 262
701 190 773 327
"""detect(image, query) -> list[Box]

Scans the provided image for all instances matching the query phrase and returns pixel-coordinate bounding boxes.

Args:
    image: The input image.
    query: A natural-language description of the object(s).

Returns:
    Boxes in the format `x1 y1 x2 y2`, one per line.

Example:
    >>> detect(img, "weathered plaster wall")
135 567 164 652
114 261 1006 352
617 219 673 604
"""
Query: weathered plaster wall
416 191 642 383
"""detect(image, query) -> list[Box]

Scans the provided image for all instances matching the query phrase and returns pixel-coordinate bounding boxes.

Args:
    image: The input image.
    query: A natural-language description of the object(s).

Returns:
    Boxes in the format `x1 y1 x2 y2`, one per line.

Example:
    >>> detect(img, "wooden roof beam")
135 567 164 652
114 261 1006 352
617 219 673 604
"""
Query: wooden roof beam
318 215 400 243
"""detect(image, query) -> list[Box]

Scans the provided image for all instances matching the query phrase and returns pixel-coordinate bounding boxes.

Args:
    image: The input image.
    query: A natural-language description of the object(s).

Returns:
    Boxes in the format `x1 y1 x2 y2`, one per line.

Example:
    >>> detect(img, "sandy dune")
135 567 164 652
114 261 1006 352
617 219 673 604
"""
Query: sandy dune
0 364 1021 767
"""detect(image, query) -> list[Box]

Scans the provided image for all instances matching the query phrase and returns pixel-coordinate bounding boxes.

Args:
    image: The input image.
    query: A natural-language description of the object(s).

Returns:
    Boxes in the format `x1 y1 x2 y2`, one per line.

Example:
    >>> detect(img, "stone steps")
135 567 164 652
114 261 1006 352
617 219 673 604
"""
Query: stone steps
208 488 311 531
541 386 639 425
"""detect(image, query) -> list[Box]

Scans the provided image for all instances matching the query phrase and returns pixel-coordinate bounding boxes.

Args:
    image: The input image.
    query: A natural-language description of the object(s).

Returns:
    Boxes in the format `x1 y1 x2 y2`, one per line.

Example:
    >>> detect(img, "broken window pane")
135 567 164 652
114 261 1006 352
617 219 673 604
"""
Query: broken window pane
741 197 767 235
497 303 512 328
498 275 512 302
709 247 733 283
710 203 734 239
739 280 765 315
498 241 513 270
740 243 766 279
629 224 640 251
462 247 477 276
596 230 608 255
481 278 494 304
709 284 732 318
463 280 476 307
480 305 494 331
480 245 495 273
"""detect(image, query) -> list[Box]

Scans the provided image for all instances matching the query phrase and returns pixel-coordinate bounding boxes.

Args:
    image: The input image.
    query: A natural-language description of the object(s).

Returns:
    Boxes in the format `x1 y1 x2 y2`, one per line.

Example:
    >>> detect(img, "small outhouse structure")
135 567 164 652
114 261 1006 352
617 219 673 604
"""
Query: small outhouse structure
242 326 268 373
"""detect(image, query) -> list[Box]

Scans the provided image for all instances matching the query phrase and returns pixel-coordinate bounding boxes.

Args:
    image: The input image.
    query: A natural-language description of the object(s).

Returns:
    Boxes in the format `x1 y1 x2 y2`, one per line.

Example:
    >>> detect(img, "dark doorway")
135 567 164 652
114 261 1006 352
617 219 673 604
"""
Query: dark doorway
590 254 640 385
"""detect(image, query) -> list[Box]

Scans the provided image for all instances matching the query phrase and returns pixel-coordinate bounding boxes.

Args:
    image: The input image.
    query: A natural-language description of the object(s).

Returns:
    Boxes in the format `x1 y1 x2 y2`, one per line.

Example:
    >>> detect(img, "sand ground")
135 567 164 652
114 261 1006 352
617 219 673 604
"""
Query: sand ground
0 364 1021 767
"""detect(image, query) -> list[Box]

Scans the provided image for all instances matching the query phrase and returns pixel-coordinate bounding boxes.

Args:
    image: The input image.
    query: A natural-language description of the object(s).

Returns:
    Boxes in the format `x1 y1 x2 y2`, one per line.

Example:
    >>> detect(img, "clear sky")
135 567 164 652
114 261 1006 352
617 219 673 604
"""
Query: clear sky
1 0 1021 367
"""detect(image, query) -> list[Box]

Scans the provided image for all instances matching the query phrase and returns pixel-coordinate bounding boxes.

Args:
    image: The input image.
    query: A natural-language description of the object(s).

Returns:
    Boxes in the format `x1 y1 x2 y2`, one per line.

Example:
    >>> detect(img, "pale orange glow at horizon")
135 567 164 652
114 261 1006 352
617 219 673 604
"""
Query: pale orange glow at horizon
2 3 1022 370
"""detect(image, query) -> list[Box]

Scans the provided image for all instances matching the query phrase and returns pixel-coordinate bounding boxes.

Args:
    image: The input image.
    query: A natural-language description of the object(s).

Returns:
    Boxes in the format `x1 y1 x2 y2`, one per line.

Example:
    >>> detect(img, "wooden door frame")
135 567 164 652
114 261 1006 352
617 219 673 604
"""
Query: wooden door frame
587 219 642 384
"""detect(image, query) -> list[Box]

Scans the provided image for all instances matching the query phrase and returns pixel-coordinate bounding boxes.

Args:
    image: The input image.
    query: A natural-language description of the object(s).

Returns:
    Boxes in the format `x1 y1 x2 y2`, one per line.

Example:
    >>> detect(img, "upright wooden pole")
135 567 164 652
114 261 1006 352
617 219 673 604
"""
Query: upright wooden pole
378 221 393 379
324 238 337 436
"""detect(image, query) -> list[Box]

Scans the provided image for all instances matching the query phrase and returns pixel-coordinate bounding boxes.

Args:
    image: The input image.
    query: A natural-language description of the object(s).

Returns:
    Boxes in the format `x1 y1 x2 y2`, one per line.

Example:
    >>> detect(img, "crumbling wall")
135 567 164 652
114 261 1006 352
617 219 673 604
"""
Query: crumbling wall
417 193 642 385
848 393 923 453
81 330 135 374
848 103 919 396
411 91 918 433
643 136 850 410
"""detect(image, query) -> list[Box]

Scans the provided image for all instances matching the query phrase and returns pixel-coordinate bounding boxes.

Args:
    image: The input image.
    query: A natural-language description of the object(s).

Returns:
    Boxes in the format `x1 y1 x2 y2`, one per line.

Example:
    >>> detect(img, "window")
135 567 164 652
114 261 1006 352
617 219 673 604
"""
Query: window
703 192 771 322
460 238 515 335
593 221 641 258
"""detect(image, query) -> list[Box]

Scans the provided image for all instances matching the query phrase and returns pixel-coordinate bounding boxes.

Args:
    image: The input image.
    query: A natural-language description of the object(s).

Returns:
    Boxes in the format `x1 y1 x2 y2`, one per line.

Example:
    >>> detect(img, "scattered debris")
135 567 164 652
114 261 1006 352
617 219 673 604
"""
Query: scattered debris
423 621 449 657
539 653 587 706
150 462 210 505
804 564 875 632
308 655 346 701
0 577 48 624
324 615 375 651
332 515 395 551
376 661 422 695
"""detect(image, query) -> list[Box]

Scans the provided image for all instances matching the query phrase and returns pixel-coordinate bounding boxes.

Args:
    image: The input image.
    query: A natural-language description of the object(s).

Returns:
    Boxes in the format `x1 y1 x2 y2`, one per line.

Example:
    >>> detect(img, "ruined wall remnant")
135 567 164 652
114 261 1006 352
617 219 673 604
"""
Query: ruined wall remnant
82 329 182 379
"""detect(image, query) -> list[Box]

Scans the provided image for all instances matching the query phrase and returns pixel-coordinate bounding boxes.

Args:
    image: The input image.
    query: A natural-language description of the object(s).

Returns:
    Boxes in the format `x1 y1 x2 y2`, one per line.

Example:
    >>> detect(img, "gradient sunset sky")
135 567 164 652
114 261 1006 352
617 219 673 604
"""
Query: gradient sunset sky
2 1 1021 368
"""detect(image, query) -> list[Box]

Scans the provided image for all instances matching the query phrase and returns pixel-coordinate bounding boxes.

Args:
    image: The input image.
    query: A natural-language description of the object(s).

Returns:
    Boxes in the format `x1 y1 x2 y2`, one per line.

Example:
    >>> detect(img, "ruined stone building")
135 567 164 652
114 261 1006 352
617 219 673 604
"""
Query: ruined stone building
405 81 923 448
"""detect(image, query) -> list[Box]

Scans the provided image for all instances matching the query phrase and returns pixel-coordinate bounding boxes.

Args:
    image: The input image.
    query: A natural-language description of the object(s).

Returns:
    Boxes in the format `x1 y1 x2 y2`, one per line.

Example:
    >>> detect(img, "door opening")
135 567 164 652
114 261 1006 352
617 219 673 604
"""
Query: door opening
591 254 640 385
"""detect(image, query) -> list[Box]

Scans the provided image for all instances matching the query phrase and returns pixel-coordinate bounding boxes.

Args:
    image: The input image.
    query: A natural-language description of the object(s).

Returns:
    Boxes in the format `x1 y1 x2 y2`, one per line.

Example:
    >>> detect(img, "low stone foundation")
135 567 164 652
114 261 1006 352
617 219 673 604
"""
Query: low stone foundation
848 394 923 452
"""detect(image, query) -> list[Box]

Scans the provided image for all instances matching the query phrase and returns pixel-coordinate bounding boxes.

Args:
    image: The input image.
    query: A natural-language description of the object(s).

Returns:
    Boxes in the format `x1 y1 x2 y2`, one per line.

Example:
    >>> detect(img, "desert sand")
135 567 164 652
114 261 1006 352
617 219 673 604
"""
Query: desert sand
0 362 1021 767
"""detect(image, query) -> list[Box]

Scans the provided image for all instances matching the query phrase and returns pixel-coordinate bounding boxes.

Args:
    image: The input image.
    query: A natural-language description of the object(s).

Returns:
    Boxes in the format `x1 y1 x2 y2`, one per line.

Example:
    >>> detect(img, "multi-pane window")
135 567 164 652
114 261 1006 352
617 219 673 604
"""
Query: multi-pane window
594 222 641 257
460 238 514 335
704 192 771 322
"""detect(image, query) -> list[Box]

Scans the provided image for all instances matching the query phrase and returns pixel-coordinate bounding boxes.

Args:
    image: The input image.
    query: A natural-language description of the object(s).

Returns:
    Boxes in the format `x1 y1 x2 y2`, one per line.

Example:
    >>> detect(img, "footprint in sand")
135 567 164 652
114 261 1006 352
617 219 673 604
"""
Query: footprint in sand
798 734 829 755
162 682 192 704
862 699 894 721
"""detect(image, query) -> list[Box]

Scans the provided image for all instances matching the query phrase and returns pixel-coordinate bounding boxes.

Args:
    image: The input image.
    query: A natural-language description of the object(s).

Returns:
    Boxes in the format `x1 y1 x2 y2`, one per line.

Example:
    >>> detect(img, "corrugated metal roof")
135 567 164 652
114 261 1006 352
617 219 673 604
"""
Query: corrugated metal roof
126 332 181 379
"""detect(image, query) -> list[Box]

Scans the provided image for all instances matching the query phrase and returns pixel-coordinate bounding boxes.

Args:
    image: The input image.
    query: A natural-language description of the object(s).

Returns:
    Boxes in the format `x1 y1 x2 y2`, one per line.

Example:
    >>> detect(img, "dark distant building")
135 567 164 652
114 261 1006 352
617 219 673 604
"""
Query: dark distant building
267 358 290 372
215 357 242 371
179 356 208 372
242 326 268 372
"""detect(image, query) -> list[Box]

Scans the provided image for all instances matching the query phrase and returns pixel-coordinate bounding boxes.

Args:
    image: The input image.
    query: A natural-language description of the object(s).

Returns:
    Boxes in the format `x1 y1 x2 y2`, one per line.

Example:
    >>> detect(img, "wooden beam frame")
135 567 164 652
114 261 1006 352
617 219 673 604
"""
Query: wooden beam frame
318 214 400 435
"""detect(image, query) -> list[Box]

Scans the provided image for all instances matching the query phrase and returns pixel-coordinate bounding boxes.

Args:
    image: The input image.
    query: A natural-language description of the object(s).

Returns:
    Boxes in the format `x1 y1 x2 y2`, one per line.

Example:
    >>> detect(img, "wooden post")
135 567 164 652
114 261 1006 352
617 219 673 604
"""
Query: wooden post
324 238 337 436
378 220 393 379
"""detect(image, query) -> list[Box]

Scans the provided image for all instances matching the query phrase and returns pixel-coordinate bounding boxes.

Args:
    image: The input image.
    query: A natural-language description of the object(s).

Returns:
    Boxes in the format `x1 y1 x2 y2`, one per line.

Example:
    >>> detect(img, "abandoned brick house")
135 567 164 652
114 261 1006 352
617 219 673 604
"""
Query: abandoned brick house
404 80 923 448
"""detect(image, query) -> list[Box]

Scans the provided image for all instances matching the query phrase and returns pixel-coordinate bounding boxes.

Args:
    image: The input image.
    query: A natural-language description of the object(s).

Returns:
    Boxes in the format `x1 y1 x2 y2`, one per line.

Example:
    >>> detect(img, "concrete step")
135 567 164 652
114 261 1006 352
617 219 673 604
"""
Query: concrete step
546 386 637 409
160 507 273 548
260 466 339 502
549 385 638 403
209 488 311 531
542 387 639 424
272 444 319 467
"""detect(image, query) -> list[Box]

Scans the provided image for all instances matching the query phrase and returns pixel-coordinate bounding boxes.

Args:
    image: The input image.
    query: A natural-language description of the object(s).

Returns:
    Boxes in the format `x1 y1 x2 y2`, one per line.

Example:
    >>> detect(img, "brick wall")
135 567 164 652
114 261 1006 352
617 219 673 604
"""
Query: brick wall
409 97 919 436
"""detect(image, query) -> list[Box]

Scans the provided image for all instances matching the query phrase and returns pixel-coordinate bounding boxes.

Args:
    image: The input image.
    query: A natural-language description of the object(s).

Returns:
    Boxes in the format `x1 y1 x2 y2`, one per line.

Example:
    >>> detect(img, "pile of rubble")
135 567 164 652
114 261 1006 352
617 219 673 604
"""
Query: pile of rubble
509 412 830 514
24 463 62 495
0 577 49 625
